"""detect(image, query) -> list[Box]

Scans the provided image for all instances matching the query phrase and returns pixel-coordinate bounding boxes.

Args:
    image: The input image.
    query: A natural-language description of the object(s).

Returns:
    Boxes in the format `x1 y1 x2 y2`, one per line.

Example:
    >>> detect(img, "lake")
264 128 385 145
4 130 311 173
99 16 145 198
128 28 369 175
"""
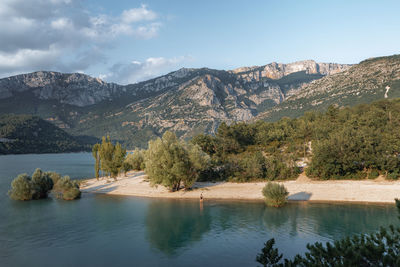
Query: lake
0 153 397 266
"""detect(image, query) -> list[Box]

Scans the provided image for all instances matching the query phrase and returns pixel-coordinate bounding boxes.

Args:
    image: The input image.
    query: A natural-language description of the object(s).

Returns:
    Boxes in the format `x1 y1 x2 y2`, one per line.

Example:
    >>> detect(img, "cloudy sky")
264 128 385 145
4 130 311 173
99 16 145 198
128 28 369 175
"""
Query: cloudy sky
0 0 399 84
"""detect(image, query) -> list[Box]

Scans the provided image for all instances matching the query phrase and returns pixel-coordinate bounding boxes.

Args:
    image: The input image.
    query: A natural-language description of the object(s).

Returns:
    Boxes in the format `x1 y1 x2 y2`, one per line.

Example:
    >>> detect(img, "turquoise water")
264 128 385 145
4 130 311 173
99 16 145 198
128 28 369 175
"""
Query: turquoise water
0 153 398 266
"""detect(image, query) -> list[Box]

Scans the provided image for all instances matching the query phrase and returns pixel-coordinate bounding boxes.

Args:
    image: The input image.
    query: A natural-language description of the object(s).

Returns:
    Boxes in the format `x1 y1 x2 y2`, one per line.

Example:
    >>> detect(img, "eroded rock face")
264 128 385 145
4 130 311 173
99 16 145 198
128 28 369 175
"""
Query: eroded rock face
232 60 351 81
0 71 122 107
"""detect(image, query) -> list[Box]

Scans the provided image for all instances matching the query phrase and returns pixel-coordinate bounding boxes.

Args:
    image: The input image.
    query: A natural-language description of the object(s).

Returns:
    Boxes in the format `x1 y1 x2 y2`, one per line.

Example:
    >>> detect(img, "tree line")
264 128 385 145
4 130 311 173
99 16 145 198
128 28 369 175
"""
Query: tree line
92 132 209 191
91 99 400 190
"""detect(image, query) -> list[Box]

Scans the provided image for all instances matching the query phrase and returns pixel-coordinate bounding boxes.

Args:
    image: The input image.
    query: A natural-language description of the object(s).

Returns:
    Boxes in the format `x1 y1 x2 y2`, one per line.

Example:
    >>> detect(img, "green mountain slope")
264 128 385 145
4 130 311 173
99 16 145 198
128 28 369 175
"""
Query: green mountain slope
0 114 92 154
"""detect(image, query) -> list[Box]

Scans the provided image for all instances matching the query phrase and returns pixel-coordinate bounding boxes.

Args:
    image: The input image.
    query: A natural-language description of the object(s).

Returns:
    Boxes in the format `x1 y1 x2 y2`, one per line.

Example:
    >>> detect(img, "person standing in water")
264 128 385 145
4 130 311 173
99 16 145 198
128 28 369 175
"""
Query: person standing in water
200 192 204 201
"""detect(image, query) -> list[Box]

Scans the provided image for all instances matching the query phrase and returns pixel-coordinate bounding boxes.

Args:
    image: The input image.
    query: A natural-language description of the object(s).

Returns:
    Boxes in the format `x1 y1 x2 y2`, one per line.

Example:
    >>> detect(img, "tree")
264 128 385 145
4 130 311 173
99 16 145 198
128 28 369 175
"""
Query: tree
256 239 283 266
145 131 209 191
109 142 126 179
191 134 217 156
98 136 126 180
92 143 101 180
99 136 114 177
125 149 145 171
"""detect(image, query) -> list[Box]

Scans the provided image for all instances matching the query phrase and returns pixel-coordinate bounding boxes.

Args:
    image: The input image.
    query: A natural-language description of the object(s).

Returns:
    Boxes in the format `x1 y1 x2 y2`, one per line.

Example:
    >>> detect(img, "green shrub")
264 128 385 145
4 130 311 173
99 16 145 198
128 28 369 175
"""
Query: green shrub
31 169 54 199
125 149 145 171
62 187 81 200
53 176 81 200
121 161 132 176
228 151 266 182
387 171 400 180
368 169 380 179
9 169 80 201
8 174 37 201
265 155 300 181
45 171 62 184
262 182 289 207
8 169 55 200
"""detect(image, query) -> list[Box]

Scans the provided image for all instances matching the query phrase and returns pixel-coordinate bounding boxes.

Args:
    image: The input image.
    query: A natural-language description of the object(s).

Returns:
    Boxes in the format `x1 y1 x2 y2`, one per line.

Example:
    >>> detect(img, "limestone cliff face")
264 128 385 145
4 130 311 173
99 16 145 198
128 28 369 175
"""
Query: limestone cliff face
232 60 351 81
0 71 122 107
257 55 400 122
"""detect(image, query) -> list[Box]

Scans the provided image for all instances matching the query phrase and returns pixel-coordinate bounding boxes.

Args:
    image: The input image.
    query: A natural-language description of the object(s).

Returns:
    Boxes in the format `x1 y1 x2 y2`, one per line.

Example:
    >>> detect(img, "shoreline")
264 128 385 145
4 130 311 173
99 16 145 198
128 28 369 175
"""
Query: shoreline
80 171 400 204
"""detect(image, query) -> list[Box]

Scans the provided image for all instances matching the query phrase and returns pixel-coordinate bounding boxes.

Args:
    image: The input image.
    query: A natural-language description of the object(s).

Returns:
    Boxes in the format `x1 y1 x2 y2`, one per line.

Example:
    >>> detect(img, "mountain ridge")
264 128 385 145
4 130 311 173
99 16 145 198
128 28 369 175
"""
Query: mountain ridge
1 55 398 148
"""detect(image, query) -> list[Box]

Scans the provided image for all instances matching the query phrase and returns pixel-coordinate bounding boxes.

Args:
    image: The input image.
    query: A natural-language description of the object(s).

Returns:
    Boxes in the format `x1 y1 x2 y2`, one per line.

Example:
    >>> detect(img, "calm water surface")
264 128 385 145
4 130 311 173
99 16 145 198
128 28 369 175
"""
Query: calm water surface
0 153 397 267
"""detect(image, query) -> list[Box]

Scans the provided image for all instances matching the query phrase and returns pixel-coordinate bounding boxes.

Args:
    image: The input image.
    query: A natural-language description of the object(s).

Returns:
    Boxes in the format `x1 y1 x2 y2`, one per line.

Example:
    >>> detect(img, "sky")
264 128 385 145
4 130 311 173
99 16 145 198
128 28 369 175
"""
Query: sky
0 0 399 84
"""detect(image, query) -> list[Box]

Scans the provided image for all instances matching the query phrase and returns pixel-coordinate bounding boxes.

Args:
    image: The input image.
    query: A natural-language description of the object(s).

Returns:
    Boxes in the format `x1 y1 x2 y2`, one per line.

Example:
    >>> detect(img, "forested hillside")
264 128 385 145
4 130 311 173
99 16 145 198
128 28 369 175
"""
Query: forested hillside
0 114 92 154
192 98 400 181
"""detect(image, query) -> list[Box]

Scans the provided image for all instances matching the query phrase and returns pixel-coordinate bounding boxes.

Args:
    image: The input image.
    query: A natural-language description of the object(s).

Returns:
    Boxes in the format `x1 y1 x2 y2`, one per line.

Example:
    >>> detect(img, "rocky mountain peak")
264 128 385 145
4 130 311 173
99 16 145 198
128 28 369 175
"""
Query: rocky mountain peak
0 71 121 107
232 60 351 81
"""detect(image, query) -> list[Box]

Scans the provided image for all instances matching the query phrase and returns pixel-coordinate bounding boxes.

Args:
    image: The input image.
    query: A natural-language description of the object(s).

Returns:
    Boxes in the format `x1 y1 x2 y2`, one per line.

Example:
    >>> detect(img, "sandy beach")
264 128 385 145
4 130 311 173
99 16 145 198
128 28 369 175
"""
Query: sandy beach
80 171 400 204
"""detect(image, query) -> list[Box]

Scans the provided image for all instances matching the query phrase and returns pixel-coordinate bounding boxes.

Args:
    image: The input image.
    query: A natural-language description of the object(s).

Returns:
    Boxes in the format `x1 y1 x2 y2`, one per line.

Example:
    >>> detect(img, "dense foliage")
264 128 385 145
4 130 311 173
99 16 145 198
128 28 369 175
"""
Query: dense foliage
124 149 146 171
144 131 210 191
52 176 81 200
91 136 127 180
8 169 80 201
8 169 54 200
262 182 289 207
193 99 400 181
0 114 91 154
256 199 400 266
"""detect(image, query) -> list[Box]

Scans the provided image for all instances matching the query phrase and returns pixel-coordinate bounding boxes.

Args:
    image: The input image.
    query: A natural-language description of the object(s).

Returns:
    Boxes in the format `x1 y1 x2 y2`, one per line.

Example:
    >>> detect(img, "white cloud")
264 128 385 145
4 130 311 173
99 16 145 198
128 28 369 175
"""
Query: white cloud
0 1 163 77
0 46 61 76
102 56 192 85
121 5 157 23
50 18 72 30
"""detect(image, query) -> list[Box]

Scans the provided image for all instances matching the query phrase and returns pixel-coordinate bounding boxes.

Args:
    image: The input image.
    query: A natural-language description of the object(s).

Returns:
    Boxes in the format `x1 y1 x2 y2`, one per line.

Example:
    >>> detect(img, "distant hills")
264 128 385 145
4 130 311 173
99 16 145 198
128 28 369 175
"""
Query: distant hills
0 55 398 149
0 114 91 154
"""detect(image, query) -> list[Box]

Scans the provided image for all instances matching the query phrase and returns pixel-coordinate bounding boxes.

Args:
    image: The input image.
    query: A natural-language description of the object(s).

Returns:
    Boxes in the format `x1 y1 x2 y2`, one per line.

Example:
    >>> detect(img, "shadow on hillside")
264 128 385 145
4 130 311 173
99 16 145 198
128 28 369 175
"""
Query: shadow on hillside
288 191 312 201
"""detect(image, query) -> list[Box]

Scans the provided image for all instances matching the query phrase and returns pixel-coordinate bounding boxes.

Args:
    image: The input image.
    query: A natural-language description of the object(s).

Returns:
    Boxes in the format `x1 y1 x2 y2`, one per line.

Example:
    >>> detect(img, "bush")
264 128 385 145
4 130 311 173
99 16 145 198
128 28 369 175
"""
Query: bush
368 169 380 179
387 171 400 180
62 187 81 200
8 169 55 200
262 182 289 207
45 171 62 184
52 176 81 200
9 169 80 201
265 155 300 181
31 169 54 199
8 174 36 201
228 151 266 182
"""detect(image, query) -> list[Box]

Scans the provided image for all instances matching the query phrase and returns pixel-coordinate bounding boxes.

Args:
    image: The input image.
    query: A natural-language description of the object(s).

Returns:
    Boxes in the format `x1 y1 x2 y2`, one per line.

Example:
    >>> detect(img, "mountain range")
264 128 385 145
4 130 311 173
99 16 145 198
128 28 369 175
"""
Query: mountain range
0 55 398 148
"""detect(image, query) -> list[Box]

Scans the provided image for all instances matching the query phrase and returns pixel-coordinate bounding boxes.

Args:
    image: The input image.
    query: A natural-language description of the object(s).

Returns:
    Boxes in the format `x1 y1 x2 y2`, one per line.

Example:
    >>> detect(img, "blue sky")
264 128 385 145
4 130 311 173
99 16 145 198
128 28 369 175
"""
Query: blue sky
0 0 399 84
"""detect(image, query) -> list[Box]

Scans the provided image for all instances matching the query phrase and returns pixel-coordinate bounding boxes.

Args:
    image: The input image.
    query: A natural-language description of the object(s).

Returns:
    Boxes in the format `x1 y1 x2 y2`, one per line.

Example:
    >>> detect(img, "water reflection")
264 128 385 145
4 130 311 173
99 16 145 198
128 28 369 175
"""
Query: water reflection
261 203 398 240
146 200 212 255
